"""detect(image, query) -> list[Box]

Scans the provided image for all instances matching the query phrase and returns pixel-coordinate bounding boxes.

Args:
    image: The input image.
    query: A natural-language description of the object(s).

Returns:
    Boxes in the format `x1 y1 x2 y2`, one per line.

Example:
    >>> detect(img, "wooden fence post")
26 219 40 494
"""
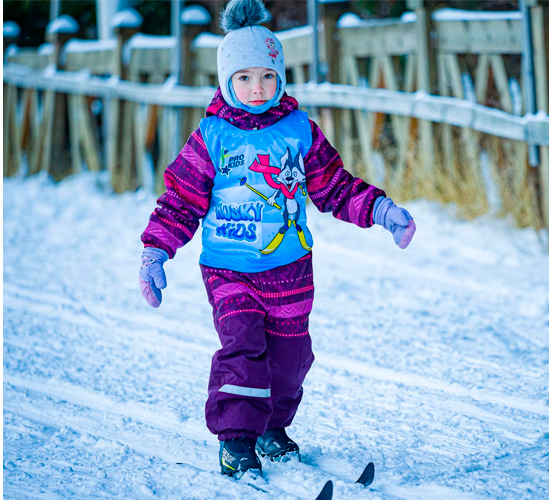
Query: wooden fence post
319 0 349 153
44 15 79 180
111 9 142 193
531 0 549 230
3 22 21 176
407 0 434 179
180 5 212 144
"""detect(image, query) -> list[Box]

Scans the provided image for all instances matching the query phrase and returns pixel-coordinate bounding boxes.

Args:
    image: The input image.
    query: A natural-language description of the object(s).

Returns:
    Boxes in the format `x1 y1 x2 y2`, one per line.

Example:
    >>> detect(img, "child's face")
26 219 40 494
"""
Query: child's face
231 67 277 107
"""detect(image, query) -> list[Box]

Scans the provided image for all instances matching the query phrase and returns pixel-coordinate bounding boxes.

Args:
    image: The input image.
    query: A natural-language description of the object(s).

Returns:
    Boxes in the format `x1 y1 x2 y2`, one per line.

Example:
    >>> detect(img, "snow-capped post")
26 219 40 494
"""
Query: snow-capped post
41 15 79 179
180 5 211 86
318 0 348 84
406 0 434 176
180 5 212 144
318 0 349 152
111 8 143 192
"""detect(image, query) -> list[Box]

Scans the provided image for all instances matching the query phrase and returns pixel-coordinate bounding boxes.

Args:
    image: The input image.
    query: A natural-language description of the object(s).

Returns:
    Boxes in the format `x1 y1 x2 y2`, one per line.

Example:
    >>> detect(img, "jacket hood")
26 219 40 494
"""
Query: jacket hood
205 87 299 130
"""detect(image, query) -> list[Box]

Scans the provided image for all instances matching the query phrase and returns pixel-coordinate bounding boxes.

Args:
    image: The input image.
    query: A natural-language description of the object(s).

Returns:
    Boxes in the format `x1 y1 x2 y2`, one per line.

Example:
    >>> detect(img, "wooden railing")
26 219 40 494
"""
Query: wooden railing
3 1 549 229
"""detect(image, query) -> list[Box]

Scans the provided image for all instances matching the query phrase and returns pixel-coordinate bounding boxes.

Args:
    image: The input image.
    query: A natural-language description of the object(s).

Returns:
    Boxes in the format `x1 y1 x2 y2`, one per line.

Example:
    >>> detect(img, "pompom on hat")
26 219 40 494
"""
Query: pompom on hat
217 0 286 112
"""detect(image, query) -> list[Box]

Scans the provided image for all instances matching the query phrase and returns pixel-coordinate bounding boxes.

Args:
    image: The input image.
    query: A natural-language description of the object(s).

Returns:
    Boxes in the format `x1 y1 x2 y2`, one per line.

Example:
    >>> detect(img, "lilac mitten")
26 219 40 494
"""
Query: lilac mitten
373 196 416 249
139 247 169 308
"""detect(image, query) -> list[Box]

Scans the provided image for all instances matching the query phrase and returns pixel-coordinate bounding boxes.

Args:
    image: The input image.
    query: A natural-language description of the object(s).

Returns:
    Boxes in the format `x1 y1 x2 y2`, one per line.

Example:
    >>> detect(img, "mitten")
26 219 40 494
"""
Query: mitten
139 247 169 308
373 196 416 249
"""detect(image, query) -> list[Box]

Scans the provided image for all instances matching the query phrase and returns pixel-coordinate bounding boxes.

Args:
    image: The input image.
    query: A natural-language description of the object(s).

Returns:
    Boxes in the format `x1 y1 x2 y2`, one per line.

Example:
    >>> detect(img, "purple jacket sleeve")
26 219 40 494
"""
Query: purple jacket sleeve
304 120 385 228
141 128 215 258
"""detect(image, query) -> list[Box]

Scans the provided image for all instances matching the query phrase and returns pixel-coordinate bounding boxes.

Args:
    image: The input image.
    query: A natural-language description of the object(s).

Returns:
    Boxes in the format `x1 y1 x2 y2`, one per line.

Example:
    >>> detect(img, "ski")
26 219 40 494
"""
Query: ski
315 480 333 500
356 462 375 487
293 221 312 251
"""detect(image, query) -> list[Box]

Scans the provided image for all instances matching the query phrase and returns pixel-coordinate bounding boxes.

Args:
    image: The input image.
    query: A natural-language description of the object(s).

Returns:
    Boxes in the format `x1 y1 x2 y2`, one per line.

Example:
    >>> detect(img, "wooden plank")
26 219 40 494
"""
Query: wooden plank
474 54 490 104
106 97 119 176
3 85 12 176
121 100 135 191
437 54 455 172
445 53 464 99
531 6 548 113
342 53 374 179
490 54 513 113
134 103 147 188
434 19 523 54
5 65 549 145
339 21 418 58
67 95 82 173
28 89 42 175
77 95 101 171
40 90 55 174
531 5 549 229
540 146 549 230
9 86 23 176
7 49 53 69
292 65 306 85
65 47 117 74
128 47 172 78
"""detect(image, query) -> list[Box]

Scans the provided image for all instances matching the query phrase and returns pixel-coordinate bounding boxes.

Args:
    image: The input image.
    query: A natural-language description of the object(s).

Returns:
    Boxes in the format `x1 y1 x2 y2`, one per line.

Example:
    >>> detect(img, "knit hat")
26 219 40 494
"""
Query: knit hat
217 0 286 113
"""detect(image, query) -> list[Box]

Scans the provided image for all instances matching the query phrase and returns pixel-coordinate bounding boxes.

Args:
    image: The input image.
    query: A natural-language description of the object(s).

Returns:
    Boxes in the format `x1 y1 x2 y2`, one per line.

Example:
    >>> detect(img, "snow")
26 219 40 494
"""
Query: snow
37 43 54 55
181 5 212 26
123 34 177 65
4 171 549 499
3 21 21 38
193 32 224 49
276 25 314 41
338 12 417 29
46 15 79 35
64 38 117 54
432 8 522 22
111 9 143 29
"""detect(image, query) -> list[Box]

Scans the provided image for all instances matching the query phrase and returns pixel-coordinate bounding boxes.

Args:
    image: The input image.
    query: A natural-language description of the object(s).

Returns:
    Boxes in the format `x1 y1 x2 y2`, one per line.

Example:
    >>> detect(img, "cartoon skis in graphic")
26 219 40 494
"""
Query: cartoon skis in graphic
240 177 282 209
247 148 311 254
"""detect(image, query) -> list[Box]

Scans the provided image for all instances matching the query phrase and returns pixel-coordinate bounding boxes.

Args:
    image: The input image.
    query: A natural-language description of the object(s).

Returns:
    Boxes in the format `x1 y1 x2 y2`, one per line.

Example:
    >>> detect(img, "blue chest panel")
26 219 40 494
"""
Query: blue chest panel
199 110 313 272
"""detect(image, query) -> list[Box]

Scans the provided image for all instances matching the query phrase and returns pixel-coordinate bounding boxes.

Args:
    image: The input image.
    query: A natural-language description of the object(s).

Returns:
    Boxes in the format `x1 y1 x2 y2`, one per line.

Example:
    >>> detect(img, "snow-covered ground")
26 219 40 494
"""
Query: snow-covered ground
4 172 549 500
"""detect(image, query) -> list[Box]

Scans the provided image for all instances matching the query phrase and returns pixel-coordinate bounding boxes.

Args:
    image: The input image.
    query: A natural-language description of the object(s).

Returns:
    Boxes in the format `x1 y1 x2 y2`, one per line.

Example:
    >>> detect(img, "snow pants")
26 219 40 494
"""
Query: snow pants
200 253 315 441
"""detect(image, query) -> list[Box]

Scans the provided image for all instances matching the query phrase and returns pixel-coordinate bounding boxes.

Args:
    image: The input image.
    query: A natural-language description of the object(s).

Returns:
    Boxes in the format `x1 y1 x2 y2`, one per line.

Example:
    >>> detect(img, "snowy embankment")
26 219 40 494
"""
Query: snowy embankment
3 172 549 500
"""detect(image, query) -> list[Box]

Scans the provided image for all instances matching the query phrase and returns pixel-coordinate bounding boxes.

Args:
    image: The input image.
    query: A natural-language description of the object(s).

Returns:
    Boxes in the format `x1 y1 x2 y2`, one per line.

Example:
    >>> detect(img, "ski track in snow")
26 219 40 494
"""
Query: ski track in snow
4 172 549 500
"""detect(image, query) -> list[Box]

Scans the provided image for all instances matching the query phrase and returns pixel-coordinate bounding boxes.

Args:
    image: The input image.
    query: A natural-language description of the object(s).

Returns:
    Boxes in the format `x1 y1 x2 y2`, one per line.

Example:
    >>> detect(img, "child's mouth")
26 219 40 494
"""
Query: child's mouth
249 100 266 106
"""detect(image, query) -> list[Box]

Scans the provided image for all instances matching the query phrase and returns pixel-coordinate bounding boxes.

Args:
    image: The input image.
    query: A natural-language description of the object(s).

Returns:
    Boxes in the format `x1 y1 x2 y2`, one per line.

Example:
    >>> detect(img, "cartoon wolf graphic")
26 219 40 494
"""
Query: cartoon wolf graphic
248 147 311 254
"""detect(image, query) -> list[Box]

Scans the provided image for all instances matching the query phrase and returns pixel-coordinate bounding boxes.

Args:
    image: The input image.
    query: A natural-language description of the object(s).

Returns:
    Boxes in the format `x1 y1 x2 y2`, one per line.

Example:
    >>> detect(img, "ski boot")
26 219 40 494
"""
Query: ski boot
256 428 301 462
220 437 262 479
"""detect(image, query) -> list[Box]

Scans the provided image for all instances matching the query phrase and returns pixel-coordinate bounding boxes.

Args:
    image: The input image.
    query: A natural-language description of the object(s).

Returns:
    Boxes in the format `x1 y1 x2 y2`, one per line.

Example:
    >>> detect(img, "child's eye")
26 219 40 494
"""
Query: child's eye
264 73 274 80
239 75 249 82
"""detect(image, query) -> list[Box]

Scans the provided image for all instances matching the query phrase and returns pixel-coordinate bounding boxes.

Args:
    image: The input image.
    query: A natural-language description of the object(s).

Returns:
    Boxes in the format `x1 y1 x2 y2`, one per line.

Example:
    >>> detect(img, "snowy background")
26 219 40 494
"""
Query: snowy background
3 172 549 499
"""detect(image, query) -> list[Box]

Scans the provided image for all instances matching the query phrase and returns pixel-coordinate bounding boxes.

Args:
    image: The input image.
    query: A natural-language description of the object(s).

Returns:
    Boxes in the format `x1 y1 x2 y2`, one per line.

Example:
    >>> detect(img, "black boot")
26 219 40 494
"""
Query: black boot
256 428 301 462
219 437 262 478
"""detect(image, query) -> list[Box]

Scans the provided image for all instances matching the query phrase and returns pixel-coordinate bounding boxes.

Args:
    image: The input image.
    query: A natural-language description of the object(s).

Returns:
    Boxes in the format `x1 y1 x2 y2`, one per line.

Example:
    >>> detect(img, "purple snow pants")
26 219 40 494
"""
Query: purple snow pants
200 253 315 441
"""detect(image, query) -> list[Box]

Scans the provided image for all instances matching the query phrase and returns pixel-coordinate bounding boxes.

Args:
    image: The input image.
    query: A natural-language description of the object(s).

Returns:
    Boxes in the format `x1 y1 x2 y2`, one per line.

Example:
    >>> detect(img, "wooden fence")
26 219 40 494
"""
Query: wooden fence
3 1 549 229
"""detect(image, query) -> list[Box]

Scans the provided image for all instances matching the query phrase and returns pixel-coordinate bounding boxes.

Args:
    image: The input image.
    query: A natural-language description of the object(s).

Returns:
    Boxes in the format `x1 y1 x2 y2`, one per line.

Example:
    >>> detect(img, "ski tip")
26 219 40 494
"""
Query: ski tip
356 462 375 487
315 480 333 500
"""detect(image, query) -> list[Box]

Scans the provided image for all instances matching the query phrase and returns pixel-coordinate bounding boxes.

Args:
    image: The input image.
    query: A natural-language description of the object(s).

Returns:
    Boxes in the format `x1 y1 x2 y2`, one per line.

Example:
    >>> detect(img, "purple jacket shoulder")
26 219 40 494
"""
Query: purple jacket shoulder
140 128 215 258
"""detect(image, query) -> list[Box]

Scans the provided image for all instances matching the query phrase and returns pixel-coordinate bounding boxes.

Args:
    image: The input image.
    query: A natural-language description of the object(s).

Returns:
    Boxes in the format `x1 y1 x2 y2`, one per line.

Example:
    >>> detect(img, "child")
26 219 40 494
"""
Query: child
140 0 415 479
